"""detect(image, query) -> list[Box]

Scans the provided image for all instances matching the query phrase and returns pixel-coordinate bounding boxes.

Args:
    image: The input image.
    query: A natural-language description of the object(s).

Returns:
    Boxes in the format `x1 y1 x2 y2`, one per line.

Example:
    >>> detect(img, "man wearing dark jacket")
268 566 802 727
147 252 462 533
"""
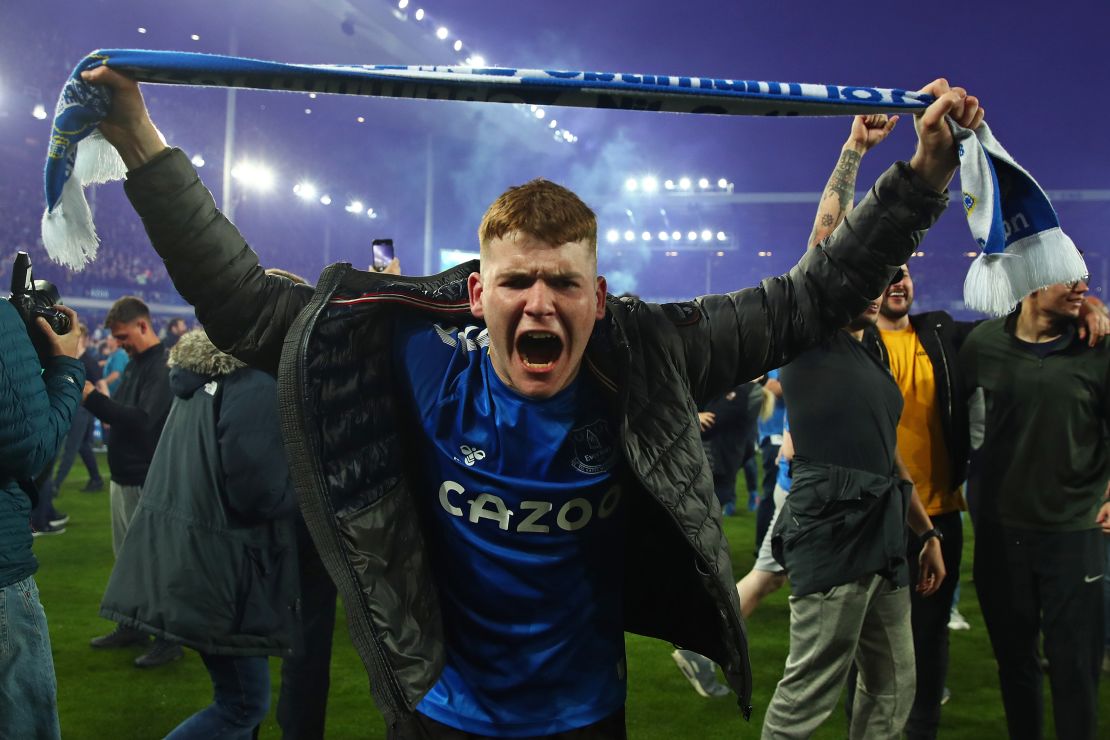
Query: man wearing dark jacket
961 279 1110 740
82 296 176 666
84 65 979 737
0 299 83 739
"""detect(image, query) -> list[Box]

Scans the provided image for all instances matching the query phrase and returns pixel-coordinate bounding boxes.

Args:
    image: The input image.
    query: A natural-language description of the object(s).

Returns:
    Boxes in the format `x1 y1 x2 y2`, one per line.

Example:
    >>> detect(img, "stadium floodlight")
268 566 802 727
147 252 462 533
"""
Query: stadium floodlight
716 251 725 257
678 177 692 191
231 162 275 191
623 230 635 242
346 200 364 214
700 229 712 242
664 179 675 190
658 231 669 241
698 178 710 189
367 208 378 219
549 120 557 128
671 230 681 241
641 176 658 193
319 194 332 205
137 27 147 33
453 40 463 52
716 231 727 241
304 108 312 115
357 116 365 123
641 231 652 241
294 182 318 200
534 108 545 119
606 229 620 243
398 0 409 8
563 131 574 142
436 26 449 39
190 34 200 41
414 8 424 20
687 231 697 242
32 104 48 120
624 178 638 192
717 178 728 189
309 93 317 99
190 154 205 168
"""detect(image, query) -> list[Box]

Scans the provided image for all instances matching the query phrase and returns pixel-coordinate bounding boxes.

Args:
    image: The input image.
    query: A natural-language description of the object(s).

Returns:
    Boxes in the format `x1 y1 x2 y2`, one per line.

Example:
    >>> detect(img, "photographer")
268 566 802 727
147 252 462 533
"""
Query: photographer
0 296 83 739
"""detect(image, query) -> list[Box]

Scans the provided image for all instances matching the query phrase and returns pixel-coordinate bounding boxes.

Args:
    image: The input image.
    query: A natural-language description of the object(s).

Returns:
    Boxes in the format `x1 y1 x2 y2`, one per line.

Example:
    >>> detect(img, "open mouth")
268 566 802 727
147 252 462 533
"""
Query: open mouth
517 331 564 370
887 289 906 301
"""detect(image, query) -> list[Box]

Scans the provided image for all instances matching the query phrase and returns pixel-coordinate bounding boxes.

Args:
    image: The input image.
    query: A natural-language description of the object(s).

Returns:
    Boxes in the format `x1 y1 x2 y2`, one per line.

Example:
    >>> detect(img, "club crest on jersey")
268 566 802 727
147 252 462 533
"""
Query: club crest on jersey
571 420 615 475
460 444 486 466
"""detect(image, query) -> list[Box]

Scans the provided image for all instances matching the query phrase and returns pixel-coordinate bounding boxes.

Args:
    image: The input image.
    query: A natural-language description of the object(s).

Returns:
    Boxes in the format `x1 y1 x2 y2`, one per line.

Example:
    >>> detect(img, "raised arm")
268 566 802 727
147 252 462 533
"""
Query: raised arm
807 114 898 249
81 66 312 374
671 80 982 405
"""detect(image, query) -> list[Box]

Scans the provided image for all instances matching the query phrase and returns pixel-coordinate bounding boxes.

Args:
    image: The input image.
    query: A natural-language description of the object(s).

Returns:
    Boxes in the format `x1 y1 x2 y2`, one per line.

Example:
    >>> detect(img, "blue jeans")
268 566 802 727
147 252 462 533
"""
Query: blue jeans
165 653 270 739
0 575 60 739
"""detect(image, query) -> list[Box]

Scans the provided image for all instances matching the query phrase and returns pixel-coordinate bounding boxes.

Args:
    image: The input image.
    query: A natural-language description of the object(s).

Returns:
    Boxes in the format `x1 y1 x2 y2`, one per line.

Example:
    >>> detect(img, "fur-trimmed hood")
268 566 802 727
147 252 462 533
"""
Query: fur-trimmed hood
167 329 247 398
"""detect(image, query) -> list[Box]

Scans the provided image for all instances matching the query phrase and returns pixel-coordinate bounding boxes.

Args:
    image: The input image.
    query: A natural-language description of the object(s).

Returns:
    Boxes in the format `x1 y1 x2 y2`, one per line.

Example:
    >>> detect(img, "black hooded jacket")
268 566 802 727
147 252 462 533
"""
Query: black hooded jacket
122 148 946 725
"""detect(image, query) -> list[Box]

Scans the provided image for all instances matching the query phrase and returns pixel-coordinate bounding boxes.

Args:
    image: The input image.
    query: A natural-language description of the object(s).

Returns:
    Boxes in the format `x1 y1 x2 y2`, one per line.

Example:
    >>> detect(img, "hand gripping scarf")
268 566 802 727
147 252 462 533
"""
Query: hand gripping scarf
41 49 1085 315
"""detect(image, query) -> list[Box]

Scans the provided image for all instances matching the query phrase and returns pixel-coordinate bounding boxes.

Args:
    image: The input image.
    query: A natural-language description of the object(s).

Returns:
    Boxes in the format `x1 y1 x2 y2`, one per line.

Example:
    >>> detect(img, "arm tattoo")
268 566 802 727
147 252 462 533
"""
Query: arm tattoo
808 148 863 249
824 149 862 213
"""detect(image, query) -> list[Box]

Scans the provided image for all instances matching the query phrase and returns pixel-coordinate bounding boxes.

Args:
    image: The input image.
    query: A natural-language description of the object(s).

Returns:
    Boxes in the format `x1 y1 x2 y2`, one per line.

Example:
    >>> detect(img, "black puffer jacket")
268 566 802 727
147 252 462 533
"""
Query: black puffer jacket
99 329 301 656
124 148 945 725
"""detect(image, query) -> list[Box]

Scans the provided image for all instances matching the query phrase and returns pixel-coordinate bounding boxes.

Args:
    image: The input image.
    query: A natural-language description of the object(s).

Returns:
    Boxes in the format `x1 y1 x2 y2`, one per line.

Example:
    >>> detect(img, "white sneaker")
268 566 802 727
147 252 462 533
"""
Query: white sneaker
671 649 731 698
948 608 970 631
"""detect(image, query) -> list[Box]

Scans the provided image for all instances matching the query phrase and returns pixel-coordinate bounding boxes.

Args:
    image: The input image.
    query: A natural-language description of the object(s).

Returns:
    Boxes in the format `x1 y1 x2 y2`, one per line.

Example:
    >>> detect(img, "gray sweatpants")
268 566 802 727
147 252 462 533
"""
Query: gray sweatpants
762 573 915 740
109 481 142 557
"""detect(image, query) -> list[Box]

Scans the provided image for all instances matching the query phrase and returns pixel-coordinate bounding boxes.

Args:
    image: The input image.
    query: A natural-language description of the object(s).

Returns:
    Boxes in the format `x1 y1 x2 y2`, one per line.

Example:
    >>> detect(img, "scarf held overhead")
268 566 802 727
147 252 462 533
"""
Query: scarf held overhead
42 49 1084 314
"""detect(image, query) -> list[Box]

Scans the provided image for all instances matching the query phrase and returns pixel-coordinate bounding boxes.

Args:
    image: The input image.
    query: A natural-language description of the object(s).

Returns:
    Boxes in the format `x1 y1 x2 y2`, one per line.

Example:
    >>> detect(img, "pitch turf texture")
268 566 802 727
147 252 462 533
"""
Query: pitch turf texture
35 458 1109 738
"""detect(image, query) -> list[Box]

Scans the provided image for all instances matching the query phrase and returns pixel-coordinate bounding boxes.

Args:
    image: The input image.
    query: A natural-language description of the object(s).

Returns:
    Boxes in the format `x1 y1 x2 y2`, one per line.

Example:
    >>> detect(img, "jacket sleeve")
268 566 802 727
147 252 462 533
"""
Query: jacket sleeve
0 301 85 481
84 374 172 446
124 148 315 375
666 161 948 406
217 370 295 523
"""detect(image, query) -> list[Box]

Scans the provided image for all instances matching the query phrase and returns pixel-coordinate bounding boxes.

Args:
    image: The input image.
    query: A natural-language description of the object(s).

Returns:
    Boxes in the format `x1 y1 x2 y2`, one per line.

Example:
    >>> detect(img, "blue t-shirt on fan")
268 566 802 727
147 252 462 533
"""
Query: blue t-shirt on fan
393 315 626 737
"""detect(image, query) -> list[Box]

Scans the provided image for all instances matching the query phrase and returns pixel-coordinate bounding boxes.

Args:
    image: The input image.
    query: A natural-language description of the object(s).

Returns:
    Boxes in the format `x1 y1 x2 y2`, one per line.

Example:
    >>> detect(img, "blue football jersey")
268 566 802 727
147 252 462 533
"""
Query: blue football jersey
393 315 626 737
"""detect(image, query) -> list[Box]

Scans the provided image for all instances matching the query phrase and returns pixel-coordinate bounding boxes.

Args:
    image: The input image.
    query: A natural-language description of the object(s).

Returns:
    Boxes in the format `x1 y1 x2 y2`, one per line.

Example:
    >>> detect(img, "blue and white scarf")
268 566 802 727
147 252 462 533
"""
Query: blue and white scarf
41 49 1084 314
953 122 1086 314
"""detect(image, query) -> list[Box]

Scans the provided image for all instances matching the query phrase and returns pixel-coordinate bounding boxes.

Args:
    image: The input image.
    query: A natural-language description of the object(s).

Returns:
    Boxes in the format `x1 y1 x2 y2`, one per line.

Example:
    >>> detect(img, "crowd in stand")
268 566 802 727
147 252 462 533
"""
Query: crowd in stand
3 67 1109 740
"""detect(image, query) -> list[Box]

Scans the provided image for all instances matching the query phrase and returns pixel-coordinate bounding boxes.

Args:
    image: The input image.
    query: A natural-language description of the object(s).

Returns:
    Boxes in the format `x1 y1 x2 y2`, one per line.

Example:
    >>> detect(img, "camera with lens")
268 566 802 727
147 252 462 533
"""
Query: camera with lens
7 251 71 363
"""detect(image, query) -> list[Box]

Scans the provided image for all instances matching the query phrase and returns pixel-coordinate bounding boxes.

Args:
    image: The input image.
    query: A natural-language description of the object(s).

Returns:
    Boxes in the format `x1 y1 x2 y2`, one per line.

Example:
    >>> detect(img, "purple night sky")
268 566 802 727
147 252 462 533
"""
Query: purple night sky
2 0 1107 315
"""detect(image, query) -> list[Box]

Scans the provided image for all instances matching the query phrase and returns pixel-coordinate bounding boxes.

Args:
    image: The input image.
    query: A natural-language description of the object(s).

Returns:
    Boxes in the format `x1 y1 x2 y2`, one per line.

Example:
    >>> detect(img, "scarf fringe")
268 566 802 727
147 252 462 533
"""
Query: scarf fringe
963 252 1023 316
40 173 99 270
1004 227 1087 295
73 131 127 185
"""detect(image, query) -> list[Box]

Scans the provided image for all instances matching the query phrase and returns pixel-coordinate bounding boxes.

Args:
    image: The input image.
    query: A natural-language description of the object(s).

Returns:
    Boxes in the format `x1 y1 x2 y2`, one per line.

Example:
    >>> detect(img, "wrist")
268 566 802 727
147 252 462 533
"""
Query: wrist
117 123 168 171
843 140 869 156
919 527 944 546
908 151 957 193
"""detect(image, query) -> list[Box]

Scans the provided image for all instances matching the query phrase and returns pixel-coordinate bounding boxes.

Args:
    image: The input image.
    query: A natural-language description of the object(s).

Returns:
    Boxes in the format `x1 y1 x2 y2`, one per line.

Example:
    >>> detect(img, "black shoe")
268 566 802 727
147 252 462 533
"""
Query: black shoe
49 512 69 527
81 479 105 492
135 639 183 668
90 625 149 649
32 523 66 537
